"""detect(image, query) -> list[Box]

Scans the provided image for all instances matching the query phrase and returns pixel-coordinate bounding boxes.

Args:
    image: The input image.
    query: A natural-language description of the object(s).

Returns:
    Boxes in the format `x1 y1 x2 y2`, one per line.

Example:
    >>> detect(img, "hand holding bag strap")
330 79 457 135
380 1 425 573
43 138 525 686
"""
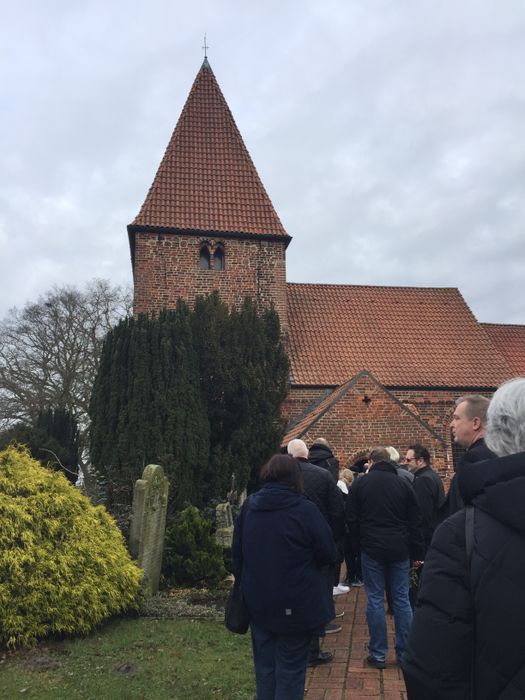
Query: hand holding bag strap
224 577 250 634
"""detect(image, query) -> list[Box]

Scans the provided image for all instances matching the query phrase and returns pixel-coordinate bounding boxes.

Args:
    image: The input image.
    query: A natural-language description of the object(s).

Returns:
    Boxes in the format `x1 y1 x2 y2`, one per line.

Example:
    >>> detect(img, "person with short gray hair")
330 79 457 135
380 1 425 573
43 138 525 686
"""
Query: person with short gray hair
386 446 414 484
402 377 525 699
286 438 345 666
485 378 525 456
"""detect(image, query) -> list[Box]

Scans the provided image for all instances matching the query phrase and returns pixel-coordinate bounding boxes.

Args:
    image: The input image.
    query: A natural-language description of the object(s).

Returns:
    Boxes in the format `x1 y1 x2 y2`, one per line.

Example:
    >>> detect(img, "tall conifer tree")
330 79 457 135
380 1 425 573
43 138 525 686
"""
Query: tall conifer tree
90 294 289 517
192 294 289 497
89 306 209 515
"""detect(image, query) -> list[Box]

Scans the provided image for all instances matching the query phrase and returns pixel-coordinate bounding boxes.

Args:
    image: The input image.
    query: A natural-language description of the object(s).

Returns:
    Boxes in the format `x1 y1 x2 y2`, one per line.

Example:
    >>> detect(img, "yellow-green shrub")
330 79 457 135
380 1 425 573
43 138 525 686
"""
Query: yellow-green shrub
0 445 142 647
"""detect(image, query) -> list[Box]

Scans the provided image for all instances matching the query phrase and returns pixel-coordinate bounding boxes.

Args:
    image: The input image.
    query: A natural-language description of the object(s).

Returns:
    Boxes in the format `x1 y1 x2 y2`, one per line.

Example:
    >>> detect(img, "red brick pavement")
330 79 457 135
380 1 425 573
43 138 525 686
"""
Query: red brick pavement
305 586 407 700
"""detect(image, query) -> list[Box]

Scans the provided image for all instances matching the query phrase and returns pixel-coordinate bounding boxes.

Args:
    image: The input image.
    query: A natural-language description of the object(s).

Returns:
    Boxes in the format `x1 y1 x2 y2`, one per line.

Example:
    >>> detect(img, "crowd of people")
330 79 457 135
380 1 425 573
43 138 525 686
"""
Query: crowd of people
231 378 525 700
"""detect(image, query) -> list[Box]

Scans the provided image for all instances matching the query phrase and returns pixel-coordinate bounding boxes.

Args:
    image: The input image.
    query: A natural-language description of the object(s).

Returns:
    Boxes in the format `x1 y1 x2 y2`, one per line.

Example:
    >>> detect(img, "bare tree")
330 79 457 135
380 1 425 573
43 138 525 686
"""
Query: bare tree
0 279 132 453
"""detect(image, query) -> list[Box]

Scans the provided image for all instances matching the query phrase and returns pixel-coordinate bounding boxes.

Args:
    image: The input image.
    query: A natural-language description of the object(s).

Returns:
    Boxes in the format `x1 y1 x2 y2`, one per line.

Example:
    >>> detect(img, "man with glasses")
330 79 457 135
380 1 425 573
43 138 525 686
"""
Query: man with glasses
403 445 445 554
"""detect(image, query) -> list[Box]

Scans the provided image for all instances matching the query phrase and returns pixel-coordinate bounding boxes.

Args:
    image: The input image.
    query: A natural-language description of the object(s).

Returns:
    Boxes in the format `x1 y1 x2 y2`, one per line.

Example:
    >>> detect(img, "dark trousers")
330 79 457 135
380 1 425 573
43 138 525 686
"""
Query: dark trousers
251 622 312 700
344 535 362 582
333 537 346 585
308 564 333 660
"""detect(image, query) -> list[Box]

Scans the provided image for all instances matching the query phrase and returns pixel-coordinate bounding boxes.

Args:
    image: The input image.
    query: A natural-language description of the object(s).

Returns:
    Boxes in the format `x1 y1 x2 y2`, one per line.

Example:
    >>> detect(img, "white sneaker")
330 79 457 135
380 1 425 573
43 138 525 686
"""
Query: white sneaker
332 584 350 595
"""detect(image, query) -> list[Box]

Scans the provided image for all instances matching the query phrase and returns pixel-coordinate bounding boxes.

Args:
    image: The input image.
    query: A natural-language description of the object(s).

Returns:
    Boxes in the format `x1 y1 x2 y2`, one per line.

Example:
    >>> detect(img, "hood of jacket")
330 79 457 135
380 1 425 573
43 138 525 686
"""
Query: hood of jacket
458 451 525 534
308 443 334 463
248 482 303 512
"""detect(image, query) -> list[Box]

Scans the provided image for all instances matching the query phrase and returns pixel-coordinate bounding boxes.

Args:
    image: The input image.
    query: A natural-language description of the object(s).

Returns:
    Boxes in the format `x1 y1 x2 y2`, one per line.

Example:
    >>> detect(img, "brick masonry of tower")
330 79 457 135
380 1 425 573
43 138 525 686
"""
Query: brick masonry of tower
132 232 288 331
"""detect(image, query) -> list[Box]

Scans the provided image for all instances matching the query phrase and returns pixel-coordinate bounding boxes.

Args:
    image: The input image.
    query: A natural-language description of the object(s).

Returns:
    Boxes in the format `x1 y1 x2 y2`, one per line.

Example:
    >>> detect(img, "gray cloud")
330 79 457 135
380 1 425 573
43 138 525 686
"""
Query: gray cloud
1 0 525 323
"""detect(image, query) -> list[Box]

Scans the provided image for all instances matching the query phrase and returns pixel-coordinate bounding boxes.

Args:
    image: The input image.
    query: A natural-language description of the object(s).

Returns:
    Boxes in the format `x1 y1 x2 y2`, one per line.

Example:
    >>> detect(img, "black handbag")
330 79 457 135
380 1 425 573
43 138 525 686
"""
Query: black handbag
224 578 250 634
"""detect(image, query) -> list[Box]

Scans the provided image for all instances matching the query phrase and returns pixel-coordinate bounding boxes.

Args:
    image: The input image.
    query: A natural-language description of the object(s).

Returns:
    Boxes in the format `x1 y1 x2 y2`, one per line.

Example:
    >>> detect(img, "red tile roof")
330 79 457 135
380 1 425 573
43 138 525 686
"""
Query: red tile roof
131 59 287 237
482 323 525 377
287 283 512 388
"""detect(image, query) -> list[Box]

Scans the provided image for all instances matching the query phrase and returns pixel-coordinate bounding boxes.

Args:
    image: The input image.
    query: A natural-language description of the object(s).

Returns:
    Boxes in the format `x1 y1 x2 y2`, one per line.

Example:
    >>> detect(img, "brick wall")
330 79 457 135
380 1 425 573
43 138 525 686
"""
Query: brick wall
391 388 493 443
284 381 493 483
132 231 288 329
281 387 327 424
292 377 448 473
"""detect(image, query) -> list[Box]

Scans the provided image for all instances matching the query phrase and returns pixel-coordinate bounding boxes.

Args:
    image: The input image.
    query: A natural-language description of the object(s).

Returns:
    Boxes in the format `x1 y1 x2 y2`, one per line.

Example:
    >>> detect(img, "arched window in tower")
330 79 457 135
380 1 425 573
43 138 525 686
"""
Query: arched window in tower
214 245 225 271
199 244 211 270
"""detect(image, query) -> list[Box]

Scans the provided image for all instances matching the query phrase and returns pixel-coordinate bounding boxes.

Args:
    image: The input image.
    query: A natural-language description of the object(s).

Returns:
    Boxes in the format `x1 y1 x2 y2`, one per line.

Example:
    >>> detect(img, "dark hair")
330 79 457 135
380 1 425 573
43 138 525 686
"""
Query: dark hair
368 446 390 464
408 443 430 465
260 455 304 494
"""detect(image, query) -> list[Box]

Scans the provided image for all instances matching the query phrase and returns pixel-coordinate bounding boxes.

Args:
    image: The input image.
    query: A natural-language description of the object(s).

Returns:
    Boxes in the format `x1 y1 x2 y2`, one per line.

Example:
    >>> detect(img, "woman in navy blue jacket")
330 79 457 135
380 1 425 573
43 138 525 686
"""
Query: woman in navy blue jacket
232 454 336 700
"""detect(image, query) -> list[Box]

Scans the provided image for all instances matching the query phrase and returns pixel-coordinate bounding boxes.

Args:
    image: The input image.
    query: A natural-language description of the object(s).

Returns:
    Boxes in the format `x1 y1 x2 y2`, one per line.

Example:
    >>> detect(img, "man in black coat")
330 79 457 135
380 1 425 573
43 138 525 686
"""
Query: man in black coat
287 438 345 666
443 394 495 516
404 444 445 554
346 447 424 669
308 438 339 483
402 377 525 700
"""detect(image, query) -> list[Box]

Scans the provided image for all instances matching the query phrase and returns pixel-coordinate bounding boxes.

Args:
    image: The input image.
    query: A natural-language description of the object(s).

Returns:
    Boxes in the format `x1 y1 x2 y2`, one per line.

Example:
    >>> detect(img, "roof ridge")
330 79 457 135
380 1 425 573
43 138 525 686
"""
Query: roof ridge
286 282 459 292
482 322 525 329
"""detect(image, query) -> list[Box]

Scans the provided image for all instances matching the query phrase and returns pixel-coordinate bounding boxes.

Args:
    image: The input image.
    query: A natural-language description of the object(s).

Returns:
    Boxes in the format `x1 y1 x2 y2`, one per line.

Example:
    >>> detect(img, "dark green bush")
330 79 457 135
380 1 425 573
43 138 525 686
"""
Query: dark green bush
163 506 226 587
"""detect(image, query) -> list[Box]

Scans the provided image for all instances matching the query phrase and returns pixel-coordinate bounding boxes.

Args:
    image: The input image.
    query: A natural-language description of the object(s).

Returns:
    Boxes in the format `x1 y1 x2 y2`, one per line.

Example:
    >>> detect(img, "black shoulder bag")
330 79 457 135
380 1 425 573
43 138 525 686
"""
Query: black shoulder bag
224 500 250 634
224 577 250 634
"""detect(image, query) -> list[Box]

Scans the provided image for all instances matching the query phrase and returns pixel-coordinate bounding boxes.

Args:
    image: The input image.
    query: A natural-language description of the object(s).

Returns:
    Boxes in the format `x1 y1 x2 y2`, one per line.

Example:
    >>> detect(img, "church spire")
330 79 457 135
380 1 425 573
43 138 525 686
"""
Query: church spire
130 60 287 238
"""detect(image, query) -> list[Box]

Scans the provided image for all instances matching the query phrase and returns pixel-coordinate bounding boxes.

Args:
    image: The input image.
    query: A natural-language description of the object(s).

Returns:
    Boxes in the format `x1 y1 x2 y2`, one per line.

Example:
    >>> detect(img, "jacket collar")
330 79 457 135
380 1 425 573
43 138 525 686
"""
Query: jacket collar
459 450 525 502
413 465 432 477
370 460 397 474
467 436 487 451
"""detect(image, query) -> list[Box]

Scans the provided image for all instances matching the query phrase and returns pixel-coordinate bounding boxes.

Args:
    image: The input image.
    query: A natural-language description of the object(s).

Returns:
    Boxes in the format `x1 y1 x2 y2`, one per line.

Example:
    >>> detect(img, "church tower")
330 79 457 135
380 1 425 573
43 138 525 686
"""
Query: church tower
128 58 290 329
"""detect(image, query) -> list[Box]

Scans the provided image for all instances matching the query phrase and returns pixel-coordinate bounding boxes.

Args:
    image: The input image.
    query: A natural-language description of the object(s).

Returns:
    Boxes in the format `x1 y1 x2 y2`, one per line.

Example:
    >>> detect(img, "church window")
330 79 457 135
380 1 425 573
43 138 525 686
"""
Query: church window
214 245 225 271
199 245 211 270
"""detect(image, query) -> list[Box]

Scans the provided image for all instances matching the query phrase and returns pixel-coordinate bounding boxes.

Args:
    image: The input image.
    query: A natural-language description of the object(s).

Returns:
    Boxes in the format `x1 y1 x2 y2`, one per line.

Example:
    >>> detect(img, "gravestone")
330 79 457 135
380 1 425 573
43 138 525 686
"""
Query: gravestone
215 502 234 548
129 464 169 596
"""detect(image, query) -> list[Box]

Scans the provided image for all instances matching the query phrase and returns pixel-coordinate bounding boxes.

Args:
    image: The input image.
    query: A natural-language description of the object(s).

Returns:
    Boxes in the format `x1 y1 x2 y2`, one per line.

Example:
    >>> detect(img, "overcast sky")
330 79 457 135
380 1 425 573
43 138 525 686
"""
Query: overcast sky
1 0 524 323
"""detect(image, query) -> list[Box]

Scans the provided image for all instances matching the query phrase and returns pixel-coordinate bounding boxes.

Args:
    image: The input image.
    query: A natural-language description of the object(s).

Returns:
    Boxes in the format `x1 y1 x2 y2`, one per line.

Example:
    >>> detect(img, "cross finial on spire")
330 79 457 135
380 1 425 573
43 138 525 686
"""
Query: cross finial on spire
202 34 209 58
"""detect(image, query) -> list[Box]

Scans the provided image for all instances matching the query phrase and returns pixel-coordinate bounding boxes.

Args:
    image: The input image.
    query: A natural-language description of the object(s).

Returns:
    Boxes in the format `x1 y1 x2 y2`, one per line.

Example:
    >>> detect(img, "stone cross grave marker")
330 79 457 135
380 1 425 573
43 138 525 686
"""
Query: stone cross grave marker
215 502 234 548
129 464 169 596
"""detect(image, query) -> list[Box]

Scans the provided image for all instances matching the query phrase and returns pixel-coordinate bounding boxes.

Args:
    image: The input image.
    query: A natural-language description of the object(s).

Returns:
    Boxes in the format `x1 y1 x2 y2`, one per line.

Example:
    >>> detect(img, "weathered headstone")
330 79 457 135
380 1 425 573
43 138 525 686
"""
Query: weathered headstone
215 502 234 548
129 464 169 596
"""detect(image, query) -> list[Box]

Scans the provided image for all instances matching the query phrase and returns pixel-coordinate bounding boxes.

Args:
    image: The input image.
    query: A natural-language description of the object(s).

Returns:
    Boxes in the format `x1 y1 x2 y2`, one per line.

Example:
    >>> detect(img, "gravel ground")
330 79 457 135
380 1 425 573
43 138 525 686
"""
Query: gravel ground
140 587 230 620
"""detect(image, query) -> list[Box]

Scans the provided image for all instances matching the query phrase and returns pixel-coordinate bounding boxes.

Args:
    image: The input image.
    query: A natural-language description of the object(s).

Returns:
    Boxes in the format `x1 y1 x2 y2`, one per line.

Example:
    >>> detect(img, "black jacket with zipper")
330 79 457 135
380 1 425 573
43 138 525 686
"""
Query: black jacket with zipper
345 461 424 564
403 451 525 699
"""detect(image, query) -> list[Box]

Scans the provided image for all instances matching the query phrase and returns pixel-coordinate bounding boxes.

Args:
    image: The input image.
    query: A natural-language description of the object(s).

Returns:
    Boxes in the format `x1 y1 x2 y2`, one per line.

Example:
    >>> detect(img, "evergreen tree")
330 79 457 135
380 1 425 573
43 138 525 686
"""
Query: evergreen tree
90 294 289 519
89 305 210 517
0 408 80 483
192 294 289 498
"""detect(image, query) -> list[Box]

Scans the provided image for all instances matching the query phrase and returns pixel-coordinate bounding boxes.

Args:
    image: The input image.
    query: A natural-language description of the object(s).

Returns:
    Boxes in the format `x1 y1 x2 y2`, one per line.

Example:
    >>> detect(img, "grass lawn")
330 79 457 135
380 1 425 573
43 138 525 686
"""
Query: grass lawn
0 617 255 700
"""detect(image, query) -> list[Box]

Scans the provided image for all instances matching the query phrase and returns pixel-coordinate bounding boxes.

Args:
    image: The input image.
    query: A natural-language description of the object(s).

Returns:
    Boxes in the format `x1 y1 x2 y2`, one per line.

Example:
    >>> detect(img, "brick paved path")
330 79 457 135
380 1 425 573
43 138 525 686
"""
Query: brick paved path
305 587 407 700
